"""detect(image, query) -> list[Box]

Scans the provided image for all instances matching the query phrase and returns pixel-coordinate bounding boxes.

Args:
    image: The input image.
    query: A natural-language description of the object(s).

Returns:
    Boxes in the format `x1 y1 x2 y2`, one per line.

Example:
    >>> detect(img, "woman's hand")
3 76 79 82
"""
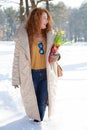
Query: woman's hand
55 53 61 60
49 53 61 63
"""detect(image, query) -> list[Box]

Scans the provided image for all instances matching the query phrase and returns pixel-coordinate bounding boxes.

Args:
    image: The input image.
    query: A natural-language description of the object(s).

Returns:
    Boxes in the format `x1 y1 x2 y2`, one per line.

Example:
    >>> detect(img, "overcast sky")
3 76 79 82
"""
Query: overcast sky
0 0 85 9
53 0 85 8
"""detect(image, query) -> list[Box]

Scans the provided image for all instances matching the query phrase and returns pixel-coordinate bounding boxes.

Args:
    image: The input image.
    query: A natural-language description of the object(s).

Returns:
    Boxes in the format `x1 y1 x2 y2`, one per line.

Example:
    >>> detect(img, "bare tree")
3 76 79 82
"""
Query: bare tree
19 0 53 21
30 0 37 9
20 0 24 22
46 0 50 11
37 0 52 11
25 0 29 16
29 0 53 10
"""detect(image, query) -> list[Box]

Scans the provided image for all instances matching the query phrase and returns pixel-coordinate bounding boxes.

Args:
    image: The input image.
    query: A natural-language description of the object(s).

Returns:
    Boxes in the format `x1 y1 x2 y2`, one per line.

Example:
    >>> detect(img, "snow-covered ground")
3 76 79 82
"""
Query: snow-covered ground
0 41 87 130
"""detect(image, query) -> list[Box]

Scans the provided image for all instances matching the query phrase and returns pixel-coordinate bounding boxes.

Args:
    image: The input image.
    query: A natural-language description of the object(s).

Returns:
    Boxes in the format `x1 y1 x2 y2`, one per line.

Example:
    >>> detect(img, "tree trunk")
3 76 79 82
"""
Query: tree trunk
25 0 29 16
20 0 24 22
30 0 37 9
46 0 50 11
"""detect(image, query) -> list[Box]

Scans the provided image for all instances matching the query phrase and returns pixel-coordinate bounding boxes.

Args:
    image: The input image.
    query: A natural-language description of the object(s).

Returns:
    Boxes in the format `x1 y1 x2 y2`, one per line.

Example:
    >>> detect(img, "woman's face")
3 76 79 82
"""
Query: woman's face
40 12 48 29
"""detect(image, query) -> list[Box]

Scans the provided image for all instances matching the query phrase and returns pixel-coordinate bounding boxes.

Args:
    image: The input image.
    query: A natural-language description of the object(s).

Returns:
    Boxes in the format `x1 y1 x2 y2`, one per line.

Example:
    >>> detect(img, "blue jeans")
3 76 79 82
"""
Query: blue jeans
32 69 48 121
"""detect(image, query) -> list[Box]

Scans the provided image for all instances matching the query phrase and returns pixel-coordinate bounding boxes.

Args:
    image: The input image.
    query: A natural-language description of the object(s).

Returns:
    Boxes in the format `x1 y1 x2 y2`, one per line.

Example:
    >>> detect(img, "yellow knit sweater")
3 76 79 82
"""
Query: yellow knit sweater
30 39 46 70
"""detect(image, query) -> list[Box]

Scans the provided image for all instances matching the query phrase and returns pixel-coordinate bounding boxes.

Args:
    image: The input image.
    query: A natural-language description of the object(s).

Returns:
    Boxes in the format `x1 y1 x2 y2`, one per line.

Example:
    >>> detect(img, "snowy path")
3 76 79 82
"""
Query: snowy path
0 41 87 130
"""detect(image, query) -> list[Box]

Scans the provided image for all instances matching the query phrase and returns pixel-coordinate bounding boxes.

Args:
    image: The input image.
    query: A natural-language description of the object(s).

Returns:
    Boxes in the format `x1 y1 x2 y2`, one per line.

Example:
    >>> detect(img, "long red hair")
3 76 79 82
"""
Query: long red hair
25 7 53 43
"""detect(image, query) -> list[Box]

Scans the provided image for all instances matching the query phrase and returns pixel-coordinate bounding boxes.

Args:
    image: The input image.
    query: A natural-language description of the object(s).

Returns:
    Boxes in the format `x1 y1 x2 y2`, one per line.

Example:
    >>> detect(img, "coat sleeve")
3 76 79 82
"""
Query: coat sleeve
12 43 20 86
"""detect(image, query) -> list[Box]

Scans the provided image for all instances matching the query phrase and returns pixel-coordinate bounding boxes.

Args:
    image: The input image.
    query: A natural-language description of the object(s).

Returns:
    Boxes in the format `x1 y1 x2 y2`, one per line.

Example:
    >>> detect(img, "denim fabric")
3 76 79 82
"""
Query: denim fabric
32 69 48 121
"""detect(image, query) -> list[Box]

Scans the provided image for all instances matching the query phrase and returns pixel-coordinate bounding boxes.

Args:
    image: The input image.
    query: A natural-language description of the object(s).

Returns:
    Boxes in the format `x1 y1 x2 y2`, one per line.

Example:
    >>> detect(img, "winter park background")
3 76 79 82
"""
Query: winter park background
0 41 87 130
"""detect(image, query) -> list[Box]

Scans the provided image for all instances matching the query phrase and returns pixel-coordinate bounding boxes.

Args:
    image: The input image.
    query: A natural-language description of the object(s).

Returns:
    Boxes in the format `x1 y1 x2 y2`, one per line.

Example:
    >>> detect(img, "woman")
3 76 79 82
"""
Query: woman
12 7 60 122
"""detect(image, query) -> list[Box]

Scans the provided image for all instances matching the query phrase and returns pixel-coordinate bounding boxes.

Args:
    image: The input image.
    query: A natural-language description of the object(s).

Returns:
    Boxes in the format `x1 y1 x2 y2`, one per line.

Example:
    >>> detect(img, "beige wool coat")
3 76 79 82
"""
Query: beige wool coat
12 23 58 121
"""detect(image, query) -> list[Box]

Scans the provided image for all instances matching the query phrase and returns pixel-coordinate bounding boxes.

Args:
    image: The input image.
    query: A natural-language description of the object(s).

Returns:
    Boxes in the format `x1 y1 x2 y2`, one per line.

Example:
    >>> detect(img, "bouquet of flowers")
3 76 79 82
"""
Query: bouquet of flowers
48 30 67 63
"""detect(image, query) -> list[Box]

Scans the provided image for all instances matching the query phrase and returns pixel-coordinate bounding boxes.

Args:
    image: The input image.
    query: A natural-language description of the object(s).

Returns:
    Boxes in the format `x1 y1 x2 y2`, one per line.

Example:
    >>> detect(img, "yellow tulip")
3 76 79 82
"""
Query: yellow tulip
61 30 65 35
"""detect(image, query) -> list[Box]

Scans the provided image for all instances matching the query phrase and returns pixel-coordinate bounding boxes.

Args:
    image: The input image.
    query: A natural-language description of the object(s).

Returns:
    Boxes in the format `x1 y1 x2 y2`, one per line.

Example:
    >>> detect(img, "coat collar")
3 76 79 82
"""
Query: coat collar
46 30 56 57
13 23 30 60
13 23 55 60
